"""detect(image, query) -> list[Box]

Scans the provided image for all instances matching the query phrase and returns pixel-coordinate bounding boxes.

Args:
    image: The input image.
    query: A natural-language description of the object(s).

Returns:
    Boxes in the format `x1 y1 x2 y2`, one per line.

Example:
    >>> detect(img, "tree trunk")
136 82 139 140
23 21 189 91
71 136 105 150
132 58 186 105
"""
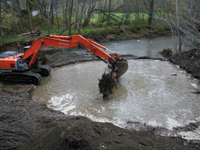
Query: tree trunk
26 0 33 30
0 2 2 36
106 0 112 26
175 0 181 51
75 1 80 31
78 0 86 34
37 0 47 18
50 0 54 26
68 0 73 35
135 0 140 27
16 0 25 32
0 2 4 44
60 0 66 28
55 2 60 30
102 0 107 22
143 0 154 26
83 0 96 28
148 0 154 25
65 0 69 28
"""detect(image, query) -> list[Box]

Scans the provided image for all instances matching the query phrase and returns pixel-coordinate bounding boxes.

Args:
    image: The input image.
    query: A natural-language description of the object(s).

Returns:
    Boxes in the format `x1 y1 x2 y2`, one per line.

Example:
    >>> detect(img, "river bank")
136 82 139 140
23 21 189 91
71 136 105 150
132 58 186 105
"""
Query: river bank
0 26 170 53
1 83 198 150
170 48 200 79
0 45 200 149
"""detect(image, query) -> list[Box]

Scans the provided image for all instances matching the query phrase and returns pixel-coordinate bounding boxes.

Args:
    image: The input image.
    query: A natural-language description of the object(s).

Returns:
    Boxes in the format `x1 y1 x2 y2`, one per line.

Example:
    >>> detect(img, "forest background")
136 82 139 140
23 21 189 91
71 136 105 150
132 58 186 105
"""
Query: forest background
0 0 200 52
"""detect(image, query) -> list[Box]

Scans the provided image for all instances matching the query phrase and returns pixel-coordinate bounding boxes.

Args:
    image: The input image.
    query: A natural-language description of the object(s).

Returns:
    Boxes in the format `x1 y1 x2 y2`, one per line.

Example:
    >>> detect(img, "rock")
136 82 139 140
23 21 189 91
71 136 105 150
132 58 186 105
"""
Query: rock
159 48 173 58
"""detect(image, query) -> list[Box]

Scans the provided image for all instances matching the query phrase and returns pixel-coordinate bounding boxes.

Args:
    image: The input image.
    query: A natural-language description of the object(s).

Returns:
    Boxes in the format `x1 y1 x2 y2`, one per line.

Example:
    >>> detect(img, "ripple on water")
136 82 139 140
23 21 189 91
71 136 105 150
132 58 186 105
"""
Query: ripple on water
33 60 200 132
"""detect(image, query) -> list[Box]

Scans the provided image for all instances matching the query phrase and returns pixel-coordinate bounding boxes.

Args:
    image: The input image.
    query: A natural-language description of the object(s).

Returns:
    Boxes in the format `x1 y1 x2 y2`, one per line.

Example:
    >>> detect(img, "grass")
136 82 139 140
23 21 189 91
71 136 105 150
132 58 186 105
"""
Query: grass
92 13 149 23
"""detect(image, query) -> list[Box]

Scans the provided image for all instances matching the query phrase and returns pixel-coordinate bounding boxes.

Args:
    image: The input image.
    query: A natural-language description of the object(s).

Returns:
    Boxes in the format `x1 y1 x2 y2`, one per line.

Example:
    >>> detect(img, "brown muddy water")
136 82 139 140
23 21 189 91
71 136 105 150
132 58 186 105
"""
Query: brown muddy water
33 60 199 133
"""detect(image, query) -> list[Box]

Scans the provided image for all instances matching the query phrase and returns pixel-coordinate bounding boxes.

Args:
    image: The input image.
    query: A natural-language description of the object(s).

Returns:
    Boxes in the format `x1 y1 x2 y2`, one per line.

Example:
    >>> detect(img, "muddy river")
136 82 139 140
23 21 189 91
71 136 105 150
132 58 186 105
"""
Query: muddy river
59 35 191 58
33 59 199 132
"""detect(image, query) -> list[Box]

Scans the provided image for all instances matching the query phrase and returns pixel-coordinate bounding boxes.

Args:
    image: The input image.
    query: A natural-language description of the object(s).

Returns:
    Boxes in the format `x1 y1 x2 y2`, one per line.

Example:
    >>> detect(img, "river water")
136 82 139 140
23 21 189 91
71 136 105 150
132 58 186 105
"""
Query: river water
61 35 191 58
33 60 199 131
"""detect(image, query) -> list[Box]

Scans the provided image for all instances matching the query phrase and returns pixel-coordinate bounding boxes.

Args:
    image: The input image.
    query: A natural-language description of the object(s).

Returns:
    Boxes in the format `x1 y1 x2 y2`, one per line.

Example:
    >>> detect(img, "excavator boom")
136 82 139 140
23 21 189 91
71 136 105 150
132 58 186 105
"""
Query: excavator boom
23 35 118 67
0 34 128 84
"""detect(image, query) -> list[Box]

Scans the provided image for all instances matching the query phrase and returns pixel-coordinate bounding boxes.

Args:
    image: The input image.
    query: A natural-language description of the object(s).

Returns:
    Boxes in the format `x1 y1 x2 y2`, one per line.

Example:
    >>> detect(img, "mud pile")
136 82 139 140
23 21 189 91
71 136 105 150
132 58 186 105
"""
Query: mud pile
170 48 200 78
17 119 199 150
0 85 68 149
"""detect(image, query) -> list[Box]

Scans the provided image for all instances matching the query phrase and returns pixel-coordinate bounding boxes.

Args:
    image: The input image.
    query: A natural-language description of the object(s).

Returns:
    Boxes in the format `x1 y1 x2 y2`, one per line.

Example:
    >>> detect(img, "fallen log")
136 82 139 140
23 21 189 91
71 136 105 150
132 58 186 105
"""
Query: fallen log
20 30 41 36
21 32 31 36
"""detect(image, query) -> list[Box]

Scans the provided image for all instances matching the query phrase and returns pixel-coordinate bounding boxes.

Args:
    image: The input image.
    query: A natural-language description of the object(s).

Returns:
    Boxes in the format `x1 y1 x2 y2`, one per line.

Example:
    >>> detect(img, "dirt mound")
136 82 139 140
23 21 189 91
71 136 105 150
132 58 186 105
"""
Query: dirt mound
17 120 199 150
0 85 68 150
170 48 200 78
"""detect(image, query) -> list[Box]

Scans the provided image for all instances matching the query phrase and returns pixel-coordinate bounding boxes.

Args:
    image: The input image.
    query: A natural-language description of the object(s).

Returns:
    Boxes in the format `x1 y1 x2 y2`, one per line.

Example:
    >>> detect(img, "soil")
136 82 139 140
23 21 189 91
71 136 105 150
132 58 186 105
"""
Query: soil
1 39 200 149
0 85 199 150
170 48 200 79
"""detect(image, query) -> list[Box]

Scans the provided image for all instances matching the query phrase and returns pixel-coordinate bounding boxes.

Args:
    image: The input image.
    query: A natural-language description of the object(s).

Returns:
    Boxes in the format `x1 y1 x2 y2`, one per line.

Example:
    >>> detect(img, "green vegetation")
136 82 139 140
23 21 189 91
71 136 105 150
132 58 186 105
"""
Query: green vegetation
1 12 159 43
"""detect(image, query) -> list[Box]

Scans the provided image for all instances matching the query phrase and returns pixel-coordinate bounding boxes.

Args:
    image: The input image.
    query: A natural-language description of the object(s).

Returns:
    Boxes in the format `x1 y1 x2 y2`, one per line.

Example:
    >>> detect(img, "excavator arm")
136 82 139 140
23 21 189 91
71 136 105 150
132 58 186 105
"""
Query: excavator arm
24 34 128 79
23 35 120 67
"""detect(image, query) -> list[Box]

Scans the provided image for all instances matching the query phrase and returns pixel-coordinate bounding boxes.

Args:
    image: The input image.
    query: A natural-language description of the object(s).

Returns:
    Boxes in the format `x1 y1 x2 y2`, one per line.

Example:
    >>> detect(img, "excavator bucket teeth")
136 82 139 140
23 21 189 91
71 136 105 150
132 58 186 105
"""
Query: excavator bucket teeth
116 59 128 79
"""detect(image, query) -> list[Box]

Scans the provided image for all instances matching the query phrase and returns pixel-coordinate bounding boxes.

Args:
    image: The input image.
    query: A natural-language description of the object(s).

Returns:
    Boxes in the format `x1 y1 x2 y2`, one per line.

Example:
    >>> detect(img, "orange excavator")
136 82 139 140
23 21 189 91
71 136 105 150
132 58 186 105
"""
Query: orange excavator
0 35 128 84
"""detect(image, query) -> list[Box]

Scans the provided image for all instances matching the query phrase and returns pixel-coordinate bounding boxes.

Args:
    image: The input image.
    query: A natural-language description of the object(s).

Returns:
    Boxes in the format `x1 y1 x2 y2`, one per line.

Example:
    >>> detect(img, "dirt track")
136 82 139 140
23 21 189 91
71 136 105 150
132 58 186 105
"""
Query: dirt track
0 47 200 150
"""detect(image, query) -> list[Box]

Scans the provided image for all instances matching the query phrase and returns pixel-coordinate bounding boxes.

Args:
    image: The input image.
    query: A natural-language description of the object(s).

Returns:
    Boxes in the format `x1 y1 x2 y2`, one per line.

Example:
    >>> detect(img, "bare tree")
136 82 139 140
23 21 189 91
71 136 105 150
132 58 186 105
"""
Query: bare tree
37 0 48 18
59 0 67 28
135 0 140 27
16 0 25 32
55 0 60 29
65 0 69 28
106 0 112 26
157 0 200 51
177 0 200 48
83 0 97 28
143 0 155 26
26 0 33 30
0 1 2 37
78 0 86 34
68 0 73 35
50 0 54 25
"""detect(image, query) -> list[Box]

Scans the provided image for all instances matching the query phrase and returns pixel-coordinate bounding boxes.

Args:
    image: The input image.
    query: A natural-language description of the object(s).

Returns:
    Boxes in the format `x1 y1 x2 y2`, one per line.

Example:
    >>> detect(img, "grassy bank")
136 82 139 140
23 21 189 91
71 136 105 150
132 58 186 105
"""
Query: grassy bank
0 11 171 45
0 23 170 47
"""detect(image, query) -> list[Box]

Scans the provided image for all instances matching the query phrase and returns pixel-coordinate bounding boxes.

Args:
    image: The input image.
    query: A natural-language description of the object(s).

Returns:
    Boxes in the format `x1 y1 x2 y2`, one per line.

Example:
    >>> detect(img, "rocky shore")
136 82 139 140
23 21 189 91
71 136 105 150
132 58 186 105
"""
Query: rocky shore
0 45 200 149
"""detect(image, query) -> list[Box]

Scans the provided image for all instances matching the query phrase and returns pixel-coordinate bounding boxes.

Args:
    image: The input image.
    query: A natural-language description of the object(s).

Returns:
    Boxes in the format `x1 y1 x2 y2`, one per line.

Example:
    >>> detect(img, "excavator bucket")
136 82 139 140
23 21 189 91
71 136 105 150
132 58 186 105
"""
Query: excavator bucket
116 59 128 79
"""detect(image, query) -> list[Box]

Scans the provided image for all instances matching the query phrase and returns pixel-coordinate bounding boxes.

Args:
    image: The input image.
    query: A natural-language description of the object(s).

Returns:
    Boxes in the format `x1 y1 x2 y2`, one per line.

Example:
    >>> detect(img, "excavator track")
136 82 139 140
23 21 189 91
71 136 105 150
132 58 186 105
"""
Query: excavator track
0 72 42 84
